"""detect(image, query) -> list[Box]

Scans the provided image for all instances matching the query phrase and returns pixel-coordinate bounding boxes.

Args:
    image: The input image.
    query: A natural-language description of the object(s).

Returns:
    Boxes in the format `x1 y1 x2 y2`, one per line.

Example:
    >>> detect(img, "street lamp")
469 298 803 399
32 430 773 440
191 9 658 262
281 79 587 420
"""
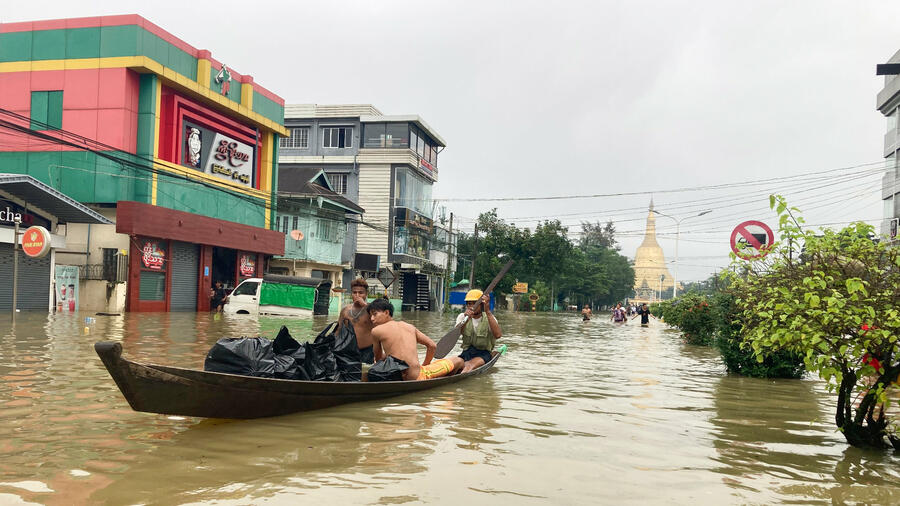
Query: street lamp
651 209 712 298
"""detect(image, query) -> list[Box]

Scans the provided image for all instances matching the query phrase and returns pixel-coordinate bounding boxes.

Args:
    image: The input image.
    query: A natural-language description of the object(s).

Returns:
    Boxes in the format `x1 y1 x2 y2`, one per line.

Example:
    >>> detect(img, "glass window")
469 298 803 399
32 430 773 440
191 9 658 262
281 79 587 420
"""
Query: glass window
385 123 409 148
275 216 281 231
323 127 352 148
888 109 898 133
292 216 299 230
363 123 386 148
394 168 433 218
416 132 425 157
280 127 309 149
232 281 259 296
327 173 348 194
885 195 894 220
409 129 419 155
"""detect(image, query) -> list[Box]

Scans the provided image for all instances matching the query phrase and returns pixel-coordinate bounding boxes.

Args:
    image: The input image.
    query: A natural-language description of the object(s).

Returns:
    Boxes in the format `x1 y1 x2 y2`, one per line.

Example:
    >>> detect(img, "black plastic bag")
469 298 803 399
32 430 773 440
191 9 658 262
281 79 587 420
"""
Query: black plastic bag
332 320 362 382
272 326 310 380
309 323 339 382
204 337 275 378
367 356 409 382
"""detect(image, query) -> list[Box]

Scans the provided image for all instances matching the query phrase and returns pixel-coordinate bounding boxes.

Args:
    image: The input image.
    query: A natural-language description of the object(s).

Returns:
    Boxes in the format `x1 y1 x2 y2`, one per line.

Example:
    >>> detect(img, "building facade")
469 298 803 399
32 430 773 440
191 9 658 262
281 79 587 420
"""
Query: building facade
270 168 364 287
877 51 900 241
0 15 287 312
279 104 451 310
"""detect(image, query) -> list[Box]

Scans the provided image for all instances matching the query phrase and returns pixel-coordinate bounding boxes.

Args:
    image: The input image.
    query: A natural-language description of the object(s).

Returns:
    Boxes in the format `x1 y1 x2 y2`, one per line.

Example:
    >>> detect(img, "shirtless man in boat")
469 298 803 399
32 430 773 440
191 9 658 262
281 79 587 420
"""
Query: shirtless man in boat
339 278 375 364
367 298 456 381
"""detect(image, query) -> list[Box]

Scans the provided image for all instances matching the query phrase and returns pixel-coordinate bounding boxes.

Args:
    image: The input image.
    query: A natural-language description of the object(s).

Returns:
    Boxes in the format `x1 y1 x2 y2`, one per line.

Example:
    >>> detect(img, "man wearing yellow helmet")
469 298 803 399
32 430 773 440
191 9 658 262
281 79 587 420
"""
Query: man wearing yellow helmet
452 289 502 373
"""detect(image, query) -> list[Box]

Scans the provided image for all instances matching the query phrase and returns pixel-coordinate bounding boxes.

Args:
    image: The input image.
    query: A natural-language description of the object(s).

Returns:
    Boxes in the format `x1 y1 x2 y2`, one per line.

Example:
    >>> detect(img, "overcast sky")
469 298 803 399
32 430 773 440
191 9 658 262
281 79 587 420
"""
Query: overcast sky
6 1 900 281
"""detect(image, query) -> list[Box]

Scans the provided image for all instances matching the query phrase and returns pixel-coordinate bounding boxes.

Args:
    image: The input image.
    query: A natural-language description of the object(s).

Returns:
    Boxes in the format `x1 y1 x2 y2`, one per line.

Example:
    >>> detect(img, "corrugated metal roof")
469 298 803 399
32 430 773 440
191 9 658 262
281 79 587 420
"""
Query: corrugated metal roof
0 174 113 225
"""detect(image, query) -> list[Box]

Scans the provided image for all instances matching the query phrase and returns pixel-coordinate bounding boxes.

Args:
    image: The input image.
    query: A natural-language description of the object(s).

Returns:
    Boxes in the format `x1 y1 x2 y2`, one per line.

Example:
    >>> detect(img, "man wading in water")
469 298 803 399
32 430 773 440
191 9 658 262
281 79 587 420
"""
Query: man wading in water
581 304 592 321
339 278 376 364
631 303 653 327
610 303 628 324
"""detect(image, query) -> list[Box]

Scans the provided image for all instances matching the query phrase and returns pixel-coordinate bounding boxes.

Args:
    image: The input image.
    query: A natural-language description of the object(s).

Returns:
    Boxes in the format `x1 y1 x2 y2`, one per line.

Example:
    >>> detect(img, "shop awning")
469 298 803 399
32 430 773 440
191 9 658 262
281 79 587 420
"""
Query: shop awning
0 174 112 224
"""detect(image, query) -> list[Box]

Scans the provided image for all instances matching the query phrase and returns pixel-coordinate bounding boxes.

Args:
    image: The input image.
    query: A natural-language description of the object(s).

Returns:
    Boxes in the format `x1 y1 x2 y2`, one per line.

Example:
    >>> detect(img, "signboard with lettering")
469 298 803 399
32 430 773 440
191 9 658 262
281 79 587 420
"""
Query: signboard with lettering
21 226 51 258
141 240 167 270
182 121 255 188
239 254 256 277
0 199 51 229
55 265 79 312
392 207 433 259
513 282 528 294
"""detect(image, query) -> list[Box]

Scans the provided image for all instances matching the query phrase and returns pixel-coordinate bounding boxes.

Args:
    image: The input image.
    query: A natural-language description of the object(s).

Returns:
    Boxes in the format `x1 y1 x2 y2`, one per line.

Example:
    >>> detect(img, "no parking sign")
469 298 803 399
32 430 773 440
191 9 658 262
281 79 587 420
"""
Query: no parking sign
730 220 774 259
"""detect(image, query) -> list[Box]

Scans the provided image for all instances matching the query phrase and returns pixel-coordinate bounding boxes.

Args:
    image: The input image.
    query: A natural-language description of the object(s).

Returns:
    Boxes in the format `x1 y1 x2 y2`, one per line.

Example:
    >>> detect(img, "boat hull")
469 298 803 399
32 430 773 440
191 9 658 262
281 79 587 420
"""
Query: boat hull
94 341 499 419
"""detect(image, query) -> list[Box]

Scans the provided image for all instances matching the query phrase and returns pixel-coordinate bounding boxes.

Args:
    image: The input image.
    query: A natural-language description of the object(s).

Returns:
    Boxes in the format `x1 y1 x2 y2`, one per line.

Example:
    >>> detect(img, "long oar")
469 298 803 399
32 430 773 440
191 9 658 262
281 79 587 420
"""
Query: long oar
434 259 514 358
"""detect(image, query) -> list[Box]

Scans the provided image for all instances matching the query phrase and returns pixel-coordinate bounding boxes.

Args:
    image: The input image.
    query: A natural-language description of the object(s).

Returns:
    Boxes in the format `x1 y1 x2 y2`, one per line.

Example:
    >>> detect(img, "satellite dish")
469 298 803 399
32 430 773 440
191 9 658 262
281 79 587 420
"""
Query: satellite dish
290 230 304 240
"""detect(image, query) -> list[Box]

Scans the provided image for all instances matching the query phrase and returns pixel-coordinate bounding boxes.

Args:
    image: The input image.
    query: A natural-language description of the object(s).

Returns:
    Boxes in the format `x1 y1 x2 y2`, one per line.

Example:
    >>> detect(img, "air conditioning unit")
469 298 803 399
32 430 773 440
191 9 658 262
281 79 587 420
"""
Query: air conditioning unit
354 253 380 273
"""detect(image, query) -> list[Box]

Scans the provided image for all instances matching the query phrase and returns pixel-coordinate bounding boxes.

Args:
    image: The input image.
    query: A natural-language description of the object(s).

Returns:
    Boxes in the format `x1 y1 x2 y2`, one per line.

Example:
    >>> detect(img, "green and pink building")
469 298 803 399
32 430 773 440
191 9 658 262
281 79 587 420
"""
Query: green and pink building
0 15 287 312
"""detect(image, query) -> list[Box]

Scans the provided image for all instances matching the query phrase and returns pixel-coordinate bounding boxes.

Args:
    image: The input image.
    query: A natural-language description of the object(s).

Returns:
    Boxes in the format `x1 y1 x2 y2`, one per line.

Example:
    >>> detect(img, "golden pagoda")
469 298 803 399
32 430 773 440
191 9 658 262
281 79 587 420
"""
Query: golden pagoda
632 199 675 303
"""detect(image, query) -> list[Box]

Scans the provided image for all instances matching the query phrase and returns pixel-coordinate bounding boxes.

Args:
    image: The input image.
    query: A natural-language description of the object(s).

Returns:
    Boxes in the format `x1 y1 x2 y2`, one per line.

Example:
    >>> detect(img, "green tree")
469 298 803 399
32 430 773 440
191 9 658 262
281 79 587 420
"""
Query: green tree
729 195 900 450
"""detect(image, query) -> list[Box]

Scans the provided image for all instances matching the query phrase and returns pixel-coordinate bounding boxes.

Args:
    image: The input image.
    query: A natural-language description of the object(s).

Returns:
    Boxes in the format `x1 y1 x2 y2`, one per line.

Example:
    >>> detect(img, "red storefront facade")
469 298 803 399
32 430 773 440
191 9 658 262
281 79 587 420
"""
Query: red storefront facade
117 201 284 312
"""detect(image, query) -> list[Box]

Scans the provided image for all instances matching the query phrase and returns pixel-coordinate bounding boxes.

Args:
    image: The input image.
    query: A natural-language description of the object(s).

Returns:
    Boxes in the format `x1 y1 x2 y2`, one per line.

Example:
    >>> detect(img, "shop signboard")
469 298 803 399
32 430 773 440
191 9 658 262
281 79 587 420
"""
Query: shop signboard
182 121 255 188
0 199 51 229
513 282 528 294
21 226 51 258
55 265 79 312
239 254 256 277
141 240 167 270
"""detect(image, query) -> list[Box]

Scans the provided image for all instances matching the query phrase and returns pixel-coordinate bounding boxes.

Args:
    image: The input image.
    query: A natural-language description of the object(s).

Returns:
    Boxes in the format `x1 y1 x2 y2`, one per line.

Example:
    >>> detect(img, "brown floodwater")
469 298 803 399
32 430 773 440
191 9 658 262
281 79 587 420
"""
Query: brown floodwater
0 310 898 505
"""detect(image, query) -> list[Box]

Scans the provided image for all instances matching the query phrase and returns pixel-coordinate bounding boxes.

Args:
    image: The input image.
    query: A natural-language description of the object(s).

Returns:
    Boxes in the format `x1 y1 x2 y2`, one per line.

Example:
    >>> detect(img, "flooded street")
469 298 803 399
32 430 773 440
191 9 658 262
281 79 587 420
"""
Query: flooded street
1 310 899 505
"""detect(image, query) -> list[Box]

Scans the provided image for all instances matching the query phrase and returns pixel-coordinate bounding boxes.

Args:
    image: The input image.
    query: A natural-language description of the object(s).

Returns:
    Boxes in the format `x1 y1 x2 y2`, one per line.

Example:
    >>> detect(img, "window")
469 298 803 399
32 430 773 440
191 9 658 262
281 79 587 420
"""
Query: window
363 123 386 148
280 127 309 149
322 127 352 148
292 216 299 231
385 123 409 148
232 281 259 296
30 91 63 130
394 168 433 218
315 219 344 243
409 129 419 155
327 173 348 194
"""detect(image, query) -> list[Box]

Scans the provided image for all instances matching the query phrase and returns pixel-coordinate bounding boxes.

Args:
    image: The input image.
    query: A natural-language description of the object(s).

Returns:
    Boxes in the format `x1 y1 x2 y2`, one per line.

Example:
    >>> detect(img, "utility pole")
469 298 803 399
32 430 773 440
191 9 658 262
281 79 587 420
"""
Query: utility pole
469 223 478 289
443 213 453 311
12 218 20 320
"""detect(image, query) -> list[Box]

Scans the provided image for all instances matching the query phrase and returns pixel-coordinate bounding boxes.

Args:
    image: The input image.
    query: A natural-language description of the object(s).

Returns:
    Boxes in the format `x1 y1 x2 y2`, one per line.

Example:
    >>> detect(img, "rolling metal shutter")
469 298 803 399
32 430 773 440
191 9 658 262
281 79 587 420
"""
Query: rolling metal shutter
0 243 51 310
170 241 199 311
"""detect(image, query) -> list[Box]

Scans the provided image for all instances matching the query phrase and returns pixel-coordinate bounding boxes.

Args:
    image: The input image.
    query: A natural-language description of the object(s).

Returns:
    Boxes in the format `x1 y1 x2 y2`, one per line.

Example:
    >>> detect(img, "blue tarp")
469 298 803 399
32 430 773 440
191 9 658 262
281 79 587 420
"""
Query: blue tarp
448 291 495 311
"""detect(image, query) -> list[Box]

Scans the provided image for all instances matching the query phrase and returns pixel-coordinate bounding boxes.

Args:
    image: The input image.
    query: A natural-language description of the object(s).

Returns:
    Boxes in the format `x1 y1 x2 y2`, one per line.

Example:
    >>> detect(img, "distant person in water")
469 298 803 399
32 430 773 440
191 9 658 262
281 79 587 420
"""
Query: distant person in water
632 303 653 326
368 299 455 381
581 304 592 321
610 303 628 324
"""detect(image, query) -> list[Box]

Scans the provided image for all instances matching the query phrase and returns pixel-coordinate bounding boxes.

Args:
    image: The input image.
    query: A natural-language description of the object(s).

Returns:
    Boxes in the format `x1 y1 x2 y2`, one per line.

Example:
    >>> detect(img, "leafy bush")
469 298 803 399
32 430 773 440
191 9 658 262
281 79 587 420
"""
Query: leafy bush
712 292 804 378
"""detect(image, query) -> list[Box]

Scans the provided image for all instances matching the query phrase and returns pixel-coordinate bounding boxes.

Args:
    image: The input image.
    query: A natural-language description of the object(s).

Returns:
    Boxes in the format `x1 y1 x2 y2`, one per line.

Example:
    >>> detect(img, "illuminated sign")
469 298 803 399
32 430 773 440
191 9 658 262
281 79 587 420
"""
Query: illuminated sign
182 122 255 188
21 226 51 258
141 240 166 270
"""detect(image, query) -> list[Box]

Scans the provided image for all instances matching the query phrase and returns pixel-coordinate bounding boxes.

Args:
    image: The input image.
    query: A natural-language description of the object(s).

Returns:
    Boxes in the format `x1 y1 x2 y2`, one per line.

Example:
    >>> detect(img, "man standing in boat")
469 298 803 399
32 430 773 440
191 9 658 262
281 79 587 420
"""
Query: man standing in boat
454 289 502 373
339 278 376 364
367 298 455 381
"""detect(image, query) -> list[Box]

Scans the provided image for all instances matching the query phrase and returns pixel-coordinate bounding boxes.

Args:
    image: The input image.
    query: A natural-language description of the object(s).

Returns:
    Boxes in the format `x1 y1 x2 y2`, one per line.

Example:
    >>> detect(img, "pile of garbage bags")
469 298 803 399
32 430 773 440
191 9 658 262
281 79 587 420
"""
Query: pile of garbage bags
204 322 362 382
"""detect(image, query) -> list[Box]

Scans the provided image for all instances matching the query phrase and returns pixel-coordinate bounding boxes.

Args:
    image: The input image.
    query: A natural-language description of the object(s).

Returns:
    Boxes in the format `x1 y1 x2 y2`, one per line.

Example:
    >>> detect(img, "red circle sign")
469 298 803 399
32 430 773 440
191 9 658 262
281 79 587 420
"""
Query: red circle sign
21 226 51 258
730 220 774 259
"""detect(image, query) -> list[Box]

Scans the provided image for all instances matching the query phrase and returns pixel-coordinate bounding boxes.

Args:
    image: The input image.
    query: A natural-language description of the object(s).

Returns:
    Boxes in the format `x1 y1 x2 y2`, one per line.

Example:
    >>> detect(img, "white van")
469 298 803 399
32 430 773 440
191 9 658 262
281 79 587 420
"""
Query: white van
223 275 332 317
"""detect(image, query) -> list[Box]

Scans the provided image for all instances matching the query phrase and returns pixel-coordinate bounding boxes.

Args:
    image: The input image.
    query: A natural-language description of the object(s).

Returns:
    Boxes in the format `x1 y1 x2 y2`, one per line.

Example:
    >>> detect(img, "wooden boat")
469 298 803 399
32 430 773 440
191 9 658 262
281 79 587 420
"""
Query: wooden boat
94 341 500 419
